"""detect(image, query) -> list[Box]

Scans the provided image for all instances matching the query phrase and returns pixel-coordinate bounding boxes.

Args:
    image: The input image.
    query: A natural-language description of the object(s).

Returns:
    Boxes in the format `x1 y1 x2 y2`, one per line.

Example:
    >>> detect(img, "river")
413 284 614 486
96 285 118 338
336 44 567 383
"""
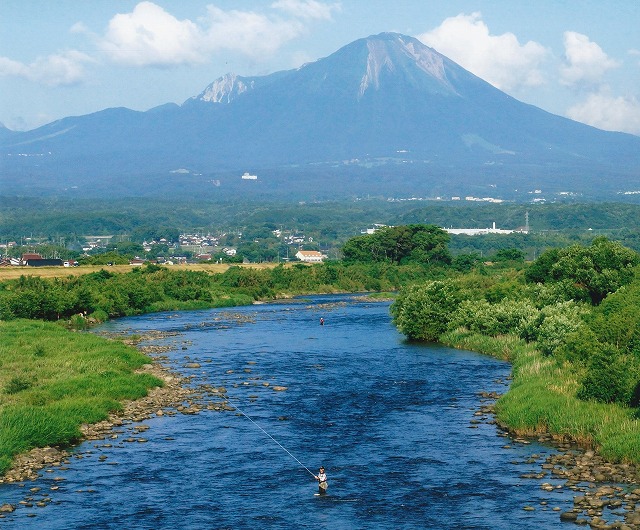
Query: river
0 294 577 529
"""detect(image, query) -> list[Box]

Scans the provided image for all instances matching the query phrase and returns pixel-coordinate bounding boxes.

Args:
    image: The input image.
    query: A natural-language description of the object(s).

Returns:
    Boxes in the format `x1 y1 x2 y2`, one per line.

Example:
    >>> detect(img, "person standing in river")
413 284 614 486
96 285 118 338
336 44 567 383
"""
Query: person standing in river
314 467 328 494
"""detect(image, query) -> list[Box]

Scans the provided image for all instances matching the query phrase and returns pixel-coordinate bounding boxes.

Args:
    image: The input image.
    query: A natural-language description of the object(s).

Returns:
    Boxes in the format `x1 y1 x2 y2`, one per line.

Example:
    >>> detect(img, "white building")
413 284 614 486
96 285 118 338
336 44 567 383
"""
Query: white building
295 250 325 263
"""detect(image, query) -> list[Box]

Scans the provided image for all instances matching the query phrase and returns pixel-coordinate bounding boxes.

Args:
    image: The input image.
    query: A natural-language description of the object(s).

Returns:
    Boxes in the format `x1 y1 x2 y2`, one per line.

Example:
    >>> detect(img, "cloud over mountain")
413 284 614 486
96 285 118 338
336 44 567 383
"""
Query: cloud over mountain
96 0 340 68
567 92 640 135
560 31 620 88
416 12 548 91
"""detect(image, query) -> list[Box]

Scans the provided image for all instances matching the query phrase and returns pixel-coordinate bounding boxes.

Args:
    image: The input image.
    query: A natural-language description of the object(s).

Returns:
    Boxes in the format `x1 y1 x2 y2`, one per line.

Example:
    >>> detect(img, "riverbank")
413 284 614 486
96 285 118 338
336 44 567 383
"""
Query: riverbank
447 329 640 527
440 328 640 462
4 295 640 527
0 330 231 485
474 391 640 528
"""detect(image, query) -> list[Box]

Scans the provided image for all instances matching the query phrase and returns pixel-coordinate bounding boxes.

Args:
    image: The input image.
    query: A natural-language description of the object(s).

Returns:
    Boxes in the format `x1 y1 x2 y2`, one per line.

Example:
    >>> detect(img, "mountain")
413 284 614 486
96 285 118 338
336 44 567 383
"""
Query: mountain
2 32 640 200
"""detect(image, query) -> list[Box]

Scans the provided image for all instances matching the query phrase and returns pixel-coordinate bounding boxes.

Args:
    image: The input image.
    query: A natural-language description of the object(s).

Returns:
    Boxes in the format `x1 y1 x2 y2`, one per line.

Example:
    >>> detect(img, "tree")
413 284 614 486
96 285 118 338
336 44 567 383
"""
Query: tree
342 225 451 266
390 280 461 341
524 238 639 304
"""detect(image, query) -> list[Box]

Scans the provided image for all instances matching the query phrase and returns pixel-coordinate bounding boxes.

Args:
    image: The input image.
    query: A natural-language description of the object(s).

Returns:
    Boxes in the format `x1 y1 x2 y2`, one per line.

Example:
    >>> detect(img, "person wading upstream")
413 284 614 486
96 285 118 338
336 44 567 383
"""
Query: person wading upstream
314 467 328 495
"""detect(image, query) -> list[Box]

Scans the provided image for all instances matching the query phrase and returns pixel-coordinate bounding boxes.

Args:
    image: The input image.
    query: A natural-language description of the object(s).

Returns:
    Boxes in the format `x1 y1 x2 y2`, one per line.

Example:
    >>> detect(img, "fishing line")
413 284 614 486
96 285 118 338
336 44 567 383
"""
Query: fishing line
229 399 316 478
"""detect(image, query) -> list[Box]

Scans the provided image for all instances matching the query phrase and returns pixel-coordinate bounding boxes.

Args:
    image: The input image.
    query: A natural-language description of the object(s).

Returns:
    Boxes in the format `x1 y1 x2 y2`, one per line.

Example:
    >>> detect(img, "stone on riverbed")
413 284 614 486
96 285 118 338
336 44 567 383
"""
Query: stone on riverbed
559 510 579 521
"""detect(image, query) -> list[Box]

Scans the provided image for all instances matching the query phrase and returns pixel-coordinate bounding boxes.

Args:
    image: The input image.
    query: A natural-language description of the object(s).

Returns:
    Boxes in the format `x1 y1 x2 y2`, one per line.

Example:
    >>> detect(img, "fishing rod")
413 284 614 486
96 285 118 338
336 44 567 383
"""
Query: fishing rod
229 399 316 478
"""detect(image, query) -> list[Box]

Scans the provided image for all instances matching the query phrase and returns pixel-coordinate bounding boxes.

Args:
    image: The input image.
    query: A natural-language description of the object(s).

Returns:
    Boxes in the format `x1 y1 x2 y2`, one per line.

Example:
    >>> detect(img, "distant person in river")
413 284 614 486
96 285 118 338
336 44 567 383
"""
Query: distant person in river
314 466 328 494
320 317 324 326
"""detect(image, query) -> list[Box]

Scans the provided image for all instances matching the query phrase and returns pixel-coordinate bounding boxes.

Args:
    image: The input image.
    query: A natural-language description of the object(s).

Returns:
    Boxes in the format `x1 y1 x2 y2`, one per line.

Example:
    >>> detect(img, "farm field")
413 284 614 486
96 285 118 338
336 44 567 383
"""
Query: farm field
0 262 281 281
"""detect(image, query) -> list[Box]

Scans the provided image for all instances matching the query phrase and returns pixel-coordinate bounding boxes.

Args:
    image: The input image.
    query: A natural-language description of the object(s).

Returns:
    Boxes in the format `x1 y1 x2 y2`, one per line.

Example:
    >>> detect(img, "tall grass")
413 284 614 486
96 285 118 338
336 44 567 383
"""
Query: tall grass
441 329 640 462
0 319 162 475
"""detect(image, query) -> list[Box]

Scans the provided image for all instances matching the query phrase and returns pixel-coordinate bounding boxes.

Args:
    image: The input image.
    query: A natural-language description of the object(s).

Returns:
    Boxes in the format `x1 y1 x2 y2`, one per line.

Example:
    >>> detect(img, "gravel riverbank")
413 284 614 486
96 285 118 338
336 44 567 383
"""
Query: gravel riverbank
476 390 640 529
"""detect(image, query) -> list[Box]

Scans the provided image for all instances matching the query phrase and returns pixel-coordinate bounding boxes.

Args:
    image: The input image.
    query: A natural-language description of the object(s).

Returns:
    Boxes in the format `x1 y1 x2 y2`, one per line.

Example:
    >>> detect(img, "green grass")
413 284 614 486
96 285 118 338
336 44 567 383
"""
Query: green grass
367 292 398 300
146 293 254 313
0 319 162 475
441 328 640 463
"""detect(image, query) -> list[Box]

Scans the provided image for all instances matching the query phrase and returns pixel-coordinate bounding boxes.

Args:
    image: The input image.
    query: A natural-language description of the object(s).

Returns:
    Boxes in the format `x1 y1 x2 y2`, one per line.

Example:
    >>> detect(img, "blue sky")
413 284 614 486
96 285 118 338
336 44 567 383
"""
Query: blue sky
1 0 639 134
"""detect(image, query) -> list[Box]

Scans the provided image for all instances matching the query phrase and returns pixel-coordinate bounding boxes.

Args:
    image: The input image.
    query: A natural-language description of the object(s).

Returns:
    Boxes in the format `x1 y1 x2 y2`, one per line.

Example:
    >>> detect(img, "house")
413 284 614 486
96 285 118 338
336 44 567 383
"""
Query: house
295 250 325 263
21 252 43 265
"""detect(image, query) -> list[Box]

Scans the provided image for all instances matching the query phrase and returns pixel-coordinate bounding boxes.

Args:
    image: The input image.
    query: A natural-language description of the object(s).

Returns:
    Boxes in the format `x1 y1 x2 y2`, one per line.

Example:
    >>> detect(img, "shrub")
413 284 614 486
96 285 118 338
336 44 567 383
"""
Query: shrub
450 298 538 337
577 345 636 405
521 301 588 355
390 280 461 341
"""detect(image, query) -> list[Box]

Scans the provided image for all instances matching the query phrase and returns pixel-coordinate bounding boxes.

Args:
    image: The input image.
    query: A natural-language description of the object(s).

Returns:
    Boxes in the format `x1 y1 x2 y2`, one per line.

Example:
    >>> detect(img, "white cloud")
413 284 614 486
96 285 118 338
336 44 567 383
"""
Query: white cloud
560 31 619 88
567 91 640 135
201 5 304 58
98 1 338 68
99 2 206 67
0 50 92 86
271 0 341 20
417 12 548 91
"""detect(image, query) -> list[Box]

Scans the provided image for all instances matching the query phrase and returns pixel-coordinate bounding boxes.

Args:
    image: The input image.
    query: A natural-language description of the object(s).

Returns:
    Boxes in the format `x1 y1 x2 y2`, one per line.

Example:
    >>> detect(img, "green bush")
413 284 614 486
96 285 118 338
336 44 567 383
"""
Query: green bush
521 301 588 355
577 345 637 405
450 298 538 337
390 280 461 341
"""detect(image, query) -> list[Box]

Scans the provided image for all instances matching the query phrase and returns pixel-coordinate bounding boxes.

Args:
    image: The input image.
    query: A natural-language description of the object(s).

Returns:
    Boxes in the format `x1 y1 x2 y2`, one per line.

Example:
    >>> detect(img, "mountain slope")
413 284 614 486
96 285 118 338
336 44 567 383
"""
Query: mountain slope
2 32 639 199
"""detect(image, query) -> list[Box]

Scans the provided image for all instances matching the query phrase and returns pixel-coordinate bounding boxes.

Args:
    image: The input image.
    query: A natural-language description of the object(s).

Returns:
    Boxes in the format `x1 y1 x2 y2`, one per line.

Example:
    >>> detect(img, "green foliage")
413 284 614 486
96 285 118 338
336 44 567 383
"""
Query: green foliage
525 237 640 304
390 280 461 341
451 253 483 272
577 345 637 405
450 298 538 337
522 301 589 355
342 225 451 266
554 328 602 365
587 282 640 355
492 248 525 262
0 262 439 323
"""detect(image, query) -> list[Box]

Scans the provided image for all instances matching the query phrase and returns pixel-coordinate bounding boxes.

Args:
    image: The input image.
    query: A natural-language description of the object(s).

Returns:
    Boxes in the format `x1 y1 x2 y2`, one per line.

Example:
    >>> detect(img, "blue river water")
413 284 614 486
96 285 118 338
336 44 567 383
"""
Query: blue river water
0 294 577 529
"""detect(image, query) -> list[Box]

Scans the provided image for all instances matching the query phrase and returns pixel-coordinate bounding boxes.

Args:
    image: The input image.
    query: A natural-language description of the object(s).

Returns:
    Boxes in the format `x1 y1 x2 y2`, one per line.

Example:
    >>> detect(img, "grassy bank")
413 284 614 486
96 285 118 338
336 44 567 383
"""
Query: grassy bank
0 319 162 475
440 329 640 462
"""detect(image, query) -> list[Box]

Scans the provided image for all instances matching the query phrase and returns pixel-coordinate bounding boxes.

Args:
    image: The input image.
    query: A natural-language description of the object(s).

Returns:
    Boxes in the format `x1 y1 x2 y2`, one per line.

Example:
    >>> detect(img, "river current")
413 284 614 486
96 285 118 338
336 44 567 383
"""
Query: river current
0 294 577 529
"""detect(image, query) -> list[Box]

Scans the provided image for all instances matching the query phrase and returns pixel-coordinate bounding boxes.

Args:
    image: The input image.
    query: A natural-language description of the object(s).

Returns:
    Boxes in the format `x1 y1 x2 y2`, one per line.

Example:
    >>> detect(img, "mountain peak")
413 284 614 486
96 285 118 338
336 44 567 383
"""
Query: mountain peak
357 33 452 97
190 73 255 104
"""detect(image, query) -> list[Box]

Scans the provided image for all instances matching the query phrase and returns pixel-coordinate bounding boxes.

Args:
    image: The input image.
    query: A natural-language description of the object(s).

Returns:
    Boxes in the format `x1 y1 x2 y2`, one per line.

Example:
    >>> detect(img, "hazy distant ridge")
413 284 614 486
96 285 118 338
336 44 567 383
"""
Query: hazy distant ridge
2 32 640 199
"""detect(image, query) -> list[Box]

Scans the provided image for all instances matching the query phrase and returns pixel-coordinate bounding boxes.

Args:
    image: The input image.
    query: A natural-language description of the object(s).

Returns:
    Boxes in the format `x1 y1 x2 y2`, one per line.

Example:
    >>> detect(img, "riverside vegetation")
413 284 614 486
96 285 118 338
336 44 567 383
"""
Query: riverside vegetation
391 234 640 463
2 224 640 475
